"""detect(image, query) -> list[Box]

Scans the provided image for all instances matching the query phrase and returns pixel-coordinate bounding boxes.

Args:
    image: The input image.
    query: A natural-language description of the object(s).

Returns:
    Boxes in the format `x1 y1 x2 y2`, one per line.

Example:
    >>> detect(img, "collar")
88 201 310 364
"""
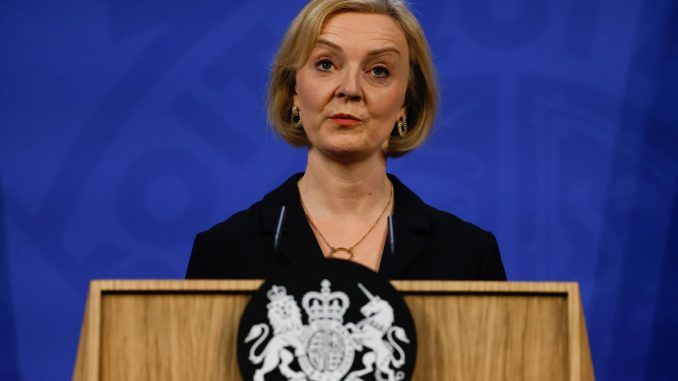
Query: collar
260 172 431 278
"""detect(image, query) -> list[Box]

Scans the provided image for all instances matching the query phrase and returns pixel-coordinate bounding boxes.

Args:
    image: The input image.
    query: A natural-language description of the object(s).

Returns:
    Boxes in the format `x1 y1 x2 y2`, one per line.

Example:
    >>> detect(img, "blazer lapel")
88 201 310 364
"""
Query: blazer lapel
260 173 325 267
379 175 431 279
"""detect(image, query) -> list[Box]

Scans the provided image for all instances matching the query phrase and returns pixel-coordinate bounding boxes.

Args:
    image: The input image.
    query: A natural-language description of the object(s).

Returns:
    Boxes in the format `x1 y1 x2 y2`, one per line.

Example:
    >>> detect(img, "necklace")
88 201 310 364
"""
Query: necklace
298 181 393 260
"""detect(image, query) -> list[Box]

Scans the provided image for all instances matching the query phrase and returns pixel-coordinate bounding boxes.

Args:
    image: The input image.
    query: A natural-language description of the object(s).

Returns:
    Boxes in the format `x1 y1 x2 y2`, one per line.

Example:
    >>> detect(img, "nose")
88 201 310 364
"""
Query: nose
335 67 362 101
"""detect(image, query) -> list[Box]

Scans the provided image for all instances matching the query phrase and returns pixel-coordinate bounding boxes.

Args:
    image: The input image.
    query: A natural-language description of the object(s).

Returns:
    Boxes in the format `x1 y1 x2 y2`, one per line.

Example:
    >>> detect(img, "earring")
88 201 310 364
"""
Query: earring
291 105 303 128
397 114 408 136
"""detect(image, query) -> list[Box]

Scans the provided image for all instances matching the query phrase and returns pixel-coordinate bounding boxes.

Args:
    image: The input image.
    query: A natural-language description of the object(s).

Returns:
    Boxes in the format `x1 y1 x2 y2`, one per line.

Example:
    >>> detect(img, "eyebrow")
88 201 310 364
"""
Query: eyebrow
315 38 402 58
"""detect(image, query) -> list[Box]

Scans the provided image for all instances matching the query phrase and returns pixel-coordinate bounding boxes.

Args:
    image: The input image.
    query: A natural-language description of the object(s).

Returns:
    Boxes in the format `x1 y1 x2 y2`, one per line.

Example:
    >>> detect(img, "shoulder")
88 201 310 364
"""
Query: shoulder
389 174 506 280
186 174 301 279
426 206 506 280
196 173 302 244
427 207 506 280
391 174 490 239
185 203 262 279
426 204 496 248
199 203 261 243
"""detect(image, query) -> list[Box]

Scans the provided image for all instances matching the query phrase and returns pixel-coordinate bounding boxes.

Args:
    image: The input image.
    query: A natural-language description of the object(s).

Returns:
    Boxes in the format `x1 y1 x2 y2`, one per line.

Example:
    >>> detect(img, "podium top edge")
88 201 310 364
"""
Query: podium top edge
88 280 579 294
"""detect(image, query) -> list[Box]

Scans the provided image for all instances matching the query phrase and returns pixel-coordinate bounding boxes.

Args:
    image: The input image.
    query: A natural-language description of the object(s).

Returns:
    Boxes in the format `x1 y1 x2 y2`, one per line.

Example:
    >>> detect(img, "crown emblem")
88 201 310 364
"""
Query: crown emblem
267 285 288 301
302 280 350 323
266 285 295 308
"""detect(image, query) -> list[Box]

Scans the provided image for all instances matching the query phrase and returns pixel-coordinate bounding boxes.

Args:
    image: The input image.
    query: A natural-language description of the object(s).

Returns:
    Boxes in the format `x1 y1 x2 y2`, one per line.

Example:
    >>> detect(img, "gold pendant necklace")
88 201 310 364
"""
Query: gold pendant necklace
299 181 393 260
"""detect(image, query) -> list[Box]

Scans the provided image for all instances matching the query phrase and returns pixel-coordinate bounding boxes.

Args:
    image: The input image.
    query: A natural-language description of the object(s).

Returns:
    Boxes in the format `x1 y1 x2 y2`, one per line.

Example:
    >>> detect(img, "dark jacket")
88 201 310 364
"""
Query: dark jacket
186 173 506 280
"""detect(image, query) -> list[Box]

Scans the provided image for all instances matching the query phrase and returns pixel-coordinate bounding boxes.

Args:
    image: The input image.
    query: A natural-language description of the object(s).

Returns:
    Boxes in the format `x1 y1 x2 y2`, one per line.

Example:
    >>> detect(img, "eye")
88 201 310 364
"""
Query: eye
370 66 390 78
315 58 335 71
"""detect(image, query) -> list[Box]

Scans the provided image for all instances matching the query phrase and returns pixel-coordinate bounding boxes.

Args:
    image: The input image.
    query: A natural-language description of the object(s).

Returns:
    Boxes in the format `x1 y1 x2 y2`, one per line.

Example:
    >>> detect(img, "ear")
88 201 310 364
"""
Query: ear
292 73 299 106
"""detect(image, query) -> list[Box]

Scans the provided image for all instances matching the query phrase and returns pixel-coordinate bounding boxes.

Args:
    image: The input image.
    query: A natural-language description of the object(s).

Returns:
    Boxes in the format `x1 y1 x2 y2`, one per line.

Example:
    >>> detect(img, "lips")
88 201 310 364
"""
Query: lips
330 113 362 127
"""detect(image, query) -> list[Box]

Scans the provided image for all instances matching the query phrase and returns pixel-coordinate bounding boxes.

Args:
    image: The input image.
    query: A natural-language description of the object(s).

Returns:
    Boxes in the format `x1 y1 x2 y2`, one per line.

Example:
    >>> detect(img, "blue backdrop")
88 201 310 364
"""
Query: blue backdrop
1 0 676 379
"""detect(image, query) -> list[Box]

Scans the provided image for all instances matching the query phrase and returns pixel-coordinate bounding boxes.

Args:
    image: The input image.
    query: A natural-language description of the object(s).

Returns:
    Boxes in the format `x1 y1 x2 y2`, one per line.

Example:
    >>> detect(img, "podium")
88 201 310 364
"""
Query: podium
73 280 594 380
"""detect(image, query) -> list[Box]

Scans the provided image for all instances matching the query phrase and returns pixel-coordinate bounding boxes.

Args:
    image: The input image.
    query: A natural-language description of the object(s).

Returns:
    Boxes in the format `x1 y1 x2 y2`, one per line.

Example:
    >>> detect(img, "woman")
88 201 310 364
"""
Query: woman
186 0 506 280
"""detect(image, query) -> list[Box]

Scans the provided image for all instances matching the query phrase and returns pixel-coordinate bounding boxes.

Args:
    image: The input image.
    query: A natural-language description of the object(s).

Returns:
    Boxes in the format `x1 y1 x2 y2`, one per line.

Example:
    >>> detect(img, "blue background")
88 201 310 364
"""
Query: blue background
1 0 676 379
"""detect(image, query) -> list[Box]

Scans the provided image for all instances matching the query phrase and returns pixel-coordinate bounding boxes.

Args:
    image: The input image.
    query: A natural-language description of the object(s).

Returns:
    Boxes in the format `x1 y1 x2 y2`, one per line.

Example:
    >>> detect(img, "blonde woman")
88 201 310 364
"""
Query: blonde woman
187 0 506 280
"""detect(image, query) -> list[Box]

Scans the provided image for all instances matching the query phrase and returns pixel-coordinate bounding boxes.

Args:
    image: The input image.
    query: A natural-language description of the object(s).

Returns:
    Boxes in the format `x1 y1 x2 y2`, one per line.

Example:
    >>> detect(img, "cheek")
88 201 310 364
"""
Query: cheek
370 82 408 118
295 71 327 111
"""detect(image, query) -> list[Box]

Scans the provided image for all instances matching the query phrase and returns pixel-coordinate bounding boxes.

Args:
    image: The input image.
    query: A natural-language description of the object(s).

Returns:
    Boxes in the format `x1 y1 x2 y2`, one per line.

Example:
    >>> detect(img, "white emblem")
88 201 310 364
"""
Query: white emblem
244 280 410 381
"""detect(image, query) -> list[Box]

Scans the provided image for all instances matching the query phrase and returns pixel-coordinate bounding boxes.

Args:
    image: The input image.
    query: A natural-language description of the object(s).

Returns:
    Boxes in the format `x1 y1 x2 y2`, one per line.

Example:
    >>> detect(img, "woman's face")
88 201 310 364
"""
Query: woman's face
294 12 409 161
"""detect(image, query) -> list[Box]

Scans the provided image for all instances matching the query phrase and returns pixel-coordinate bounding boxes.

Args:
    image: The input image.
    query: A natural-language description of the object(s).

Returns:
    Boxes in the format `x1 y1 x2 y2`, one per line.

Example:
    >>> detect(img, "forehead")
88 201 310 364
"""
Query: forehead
316 12 408 53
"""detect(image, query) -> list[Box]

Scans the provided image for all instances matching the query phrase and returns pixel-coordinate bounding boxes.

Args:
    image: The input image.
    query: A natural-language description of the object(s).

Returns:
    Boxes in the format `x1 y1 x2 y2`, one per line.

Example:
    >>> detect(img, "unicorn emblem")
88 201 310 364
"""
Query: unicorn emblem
345 284 410 381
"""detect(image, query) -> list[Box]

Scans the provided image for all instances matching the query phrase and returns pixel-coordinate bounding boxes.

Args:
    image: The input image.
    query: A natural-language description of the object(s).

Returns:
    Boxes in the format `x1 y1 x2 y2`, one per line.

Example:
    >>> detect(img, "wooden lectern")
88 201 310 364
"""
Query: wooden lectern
73 280 594 380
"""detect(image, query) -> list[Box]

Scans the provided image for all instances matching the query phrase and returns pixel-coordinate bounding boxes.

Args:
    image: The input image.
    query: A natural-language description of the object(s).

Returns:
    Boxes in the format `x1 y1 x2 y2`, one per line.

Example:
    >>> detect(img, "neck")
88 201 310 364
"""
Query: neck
299 149 390 217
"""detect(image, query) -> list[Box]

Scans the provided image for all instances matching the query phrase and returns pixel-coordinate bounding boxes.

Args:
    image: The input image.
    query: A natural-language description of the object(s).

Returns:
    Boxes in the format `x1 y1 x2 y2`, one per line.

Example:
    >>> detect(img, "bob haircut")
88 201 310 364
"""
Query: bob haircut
267 0 439 157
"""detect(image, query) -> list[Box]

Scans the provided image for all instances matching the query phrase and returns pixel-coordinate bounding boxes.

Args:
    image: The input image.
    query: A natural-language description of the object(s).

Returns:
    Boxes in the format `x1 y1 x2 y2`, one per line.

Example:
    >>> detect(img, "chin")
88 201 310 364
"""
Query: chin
322 145 383 163
311 135 384 162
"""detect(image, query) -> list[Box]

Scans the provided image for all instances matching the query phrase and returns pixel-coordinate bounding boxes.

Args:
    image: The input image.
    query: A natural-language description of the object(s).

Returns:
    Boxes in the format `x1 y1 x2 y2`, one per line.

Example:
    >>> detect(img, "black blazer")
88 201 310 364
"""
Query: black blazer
186 173 506 280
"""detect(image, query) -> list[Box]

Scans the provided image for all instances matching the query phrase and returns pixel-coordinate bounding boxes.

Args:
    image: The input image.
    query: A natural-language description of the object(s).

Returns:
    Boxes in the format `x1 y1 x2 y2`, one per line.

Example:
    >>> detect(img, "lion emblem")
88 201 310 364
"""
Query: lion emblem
244 285 307 381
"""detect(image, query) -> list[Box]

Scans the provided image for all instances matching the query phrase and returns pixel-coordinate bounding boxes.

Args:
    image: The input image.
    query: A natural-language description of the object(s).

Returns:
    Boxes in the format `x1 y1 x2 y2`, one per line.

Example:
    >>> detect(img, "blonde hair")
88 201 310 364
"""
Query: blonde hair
267 0 439 157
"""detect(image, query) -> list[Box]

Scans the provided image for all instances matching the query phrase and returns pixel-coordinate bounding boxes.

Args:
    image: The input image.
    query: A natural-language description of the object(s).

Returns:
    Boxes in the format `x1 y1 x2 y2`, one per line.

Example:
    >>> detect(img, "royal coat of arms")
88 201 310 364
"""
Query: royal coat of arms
243 279 411 381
